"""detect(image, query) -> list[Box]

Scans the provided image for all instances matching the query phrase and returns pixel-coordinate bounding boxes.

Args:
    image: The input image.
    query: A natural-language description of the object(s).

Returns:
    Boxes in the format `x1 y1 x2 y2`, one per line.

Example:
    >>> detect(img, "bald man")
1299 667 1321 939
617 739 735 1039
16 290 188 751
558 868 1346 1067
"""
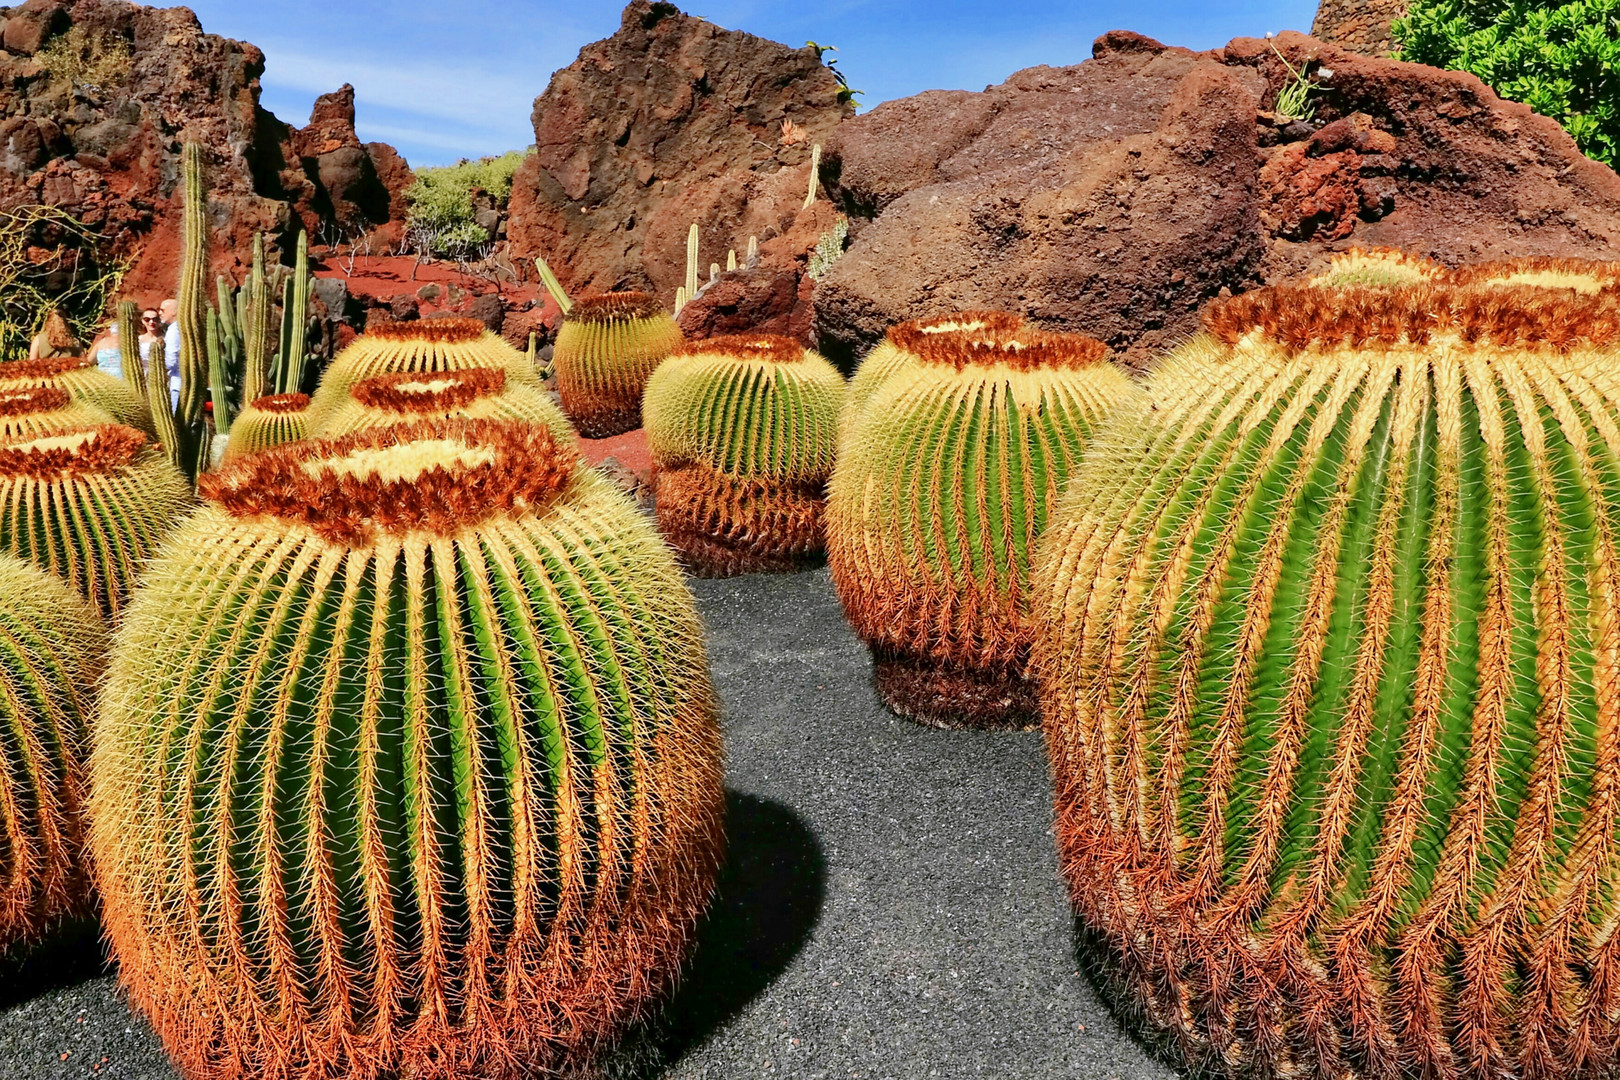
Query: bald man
159 298 180 408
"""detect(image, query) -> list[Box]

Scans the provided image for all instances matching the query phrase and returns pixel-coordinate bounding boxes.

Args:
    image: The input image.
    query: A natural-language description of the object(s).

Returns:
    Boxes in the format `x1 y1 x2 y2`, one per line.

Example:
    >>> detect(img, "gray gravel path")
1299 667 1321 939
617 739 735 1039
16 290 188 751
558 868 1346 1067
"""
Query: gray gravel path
0 566 1174 1080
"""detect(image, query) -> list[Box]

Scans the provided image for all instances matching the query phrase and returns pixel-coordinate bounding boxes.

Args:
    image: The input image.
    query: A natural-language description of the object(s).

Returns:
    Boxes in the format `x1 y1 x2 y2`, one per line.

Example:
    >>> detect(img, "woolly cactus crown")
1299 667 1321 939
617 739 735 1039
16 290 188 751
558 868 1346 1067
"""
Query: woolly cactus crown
314 366 574 442
1035 281 1620 1078
643 333 845 482
0 423 193 618
553 290 684 438
92 417 724 1080
0 385 114 440
221 393 310 461
0 355 153 435
306 317 543 424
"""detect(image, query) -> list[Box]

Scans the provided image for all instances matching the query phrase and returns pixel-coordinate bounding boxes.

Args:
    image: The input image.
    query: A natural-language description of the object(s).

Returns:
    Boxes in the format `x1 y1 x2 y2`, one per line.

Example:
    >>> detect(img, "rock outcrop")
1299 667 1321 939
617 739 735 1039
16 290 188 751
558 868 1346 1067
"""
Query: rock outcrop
814 29 1620 369
1312 0 1408 57
0 0 410 301
506 1 849 303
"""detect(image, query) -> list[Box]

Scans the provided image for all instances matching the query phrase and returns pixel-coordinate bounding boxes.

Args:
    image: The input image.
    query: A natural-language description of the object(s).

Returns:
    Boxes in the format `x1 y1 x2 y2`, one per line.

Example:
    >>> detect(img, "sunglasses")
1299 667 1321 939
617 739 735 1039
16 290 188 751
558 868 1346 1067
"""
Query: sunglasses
141 316 158 323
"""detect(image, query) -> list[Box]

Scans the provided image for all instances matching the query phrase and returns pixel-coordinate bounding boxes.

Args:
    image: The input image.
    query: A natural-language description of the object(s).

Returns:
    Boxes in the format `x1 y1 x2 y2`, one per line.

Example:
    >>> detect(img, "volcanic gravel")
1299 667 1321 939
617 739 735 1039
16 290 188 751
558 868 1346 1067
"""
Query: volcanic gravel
0 566 1173 1080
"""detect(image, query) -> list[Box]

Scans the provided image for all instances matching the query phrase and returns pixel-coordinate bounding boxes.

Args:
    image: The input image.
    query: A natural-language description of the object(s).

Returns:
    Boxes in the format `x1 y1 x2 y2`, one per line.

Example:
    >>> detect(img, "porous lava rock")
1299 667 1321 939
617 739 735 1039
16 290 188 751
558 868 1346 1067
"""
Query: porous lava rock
0 0 410 301
814 30 1620 370
1312 0 1408 57
506 1 849 302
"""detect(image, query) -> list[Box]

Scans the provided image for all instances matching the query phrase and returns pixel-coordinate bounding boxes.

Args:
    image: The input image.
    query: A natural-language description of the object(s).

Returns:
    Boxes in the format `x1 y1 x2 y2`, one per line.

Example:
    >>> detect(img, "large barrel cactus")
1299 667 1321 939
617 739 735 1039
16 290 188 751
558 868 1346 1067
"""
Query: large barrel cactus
554 292 683 437
91 417 725 1080
840 310 1023 442
0 355 153 435
0 554 106 953
0 424 194 618
1444 255 1620 294
221 393 311 461
1035 282 1620 1078
643 333 844 576
314 367 574 442
0 385 113 440
306 318 543 426
830 318 1134 729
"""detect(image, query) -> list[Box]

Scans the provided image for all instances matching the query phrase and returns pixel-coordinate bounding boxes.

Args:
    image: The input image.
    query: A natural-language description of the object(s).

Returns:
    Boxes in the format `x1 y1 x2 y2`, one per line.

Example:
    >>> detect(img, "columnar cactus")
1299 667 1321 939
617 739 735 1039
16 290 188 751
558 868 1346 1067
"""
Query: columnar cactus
0 554 106 954
313 367 574 442
643 333 844 576
1034 282 1620 1079
1307 246 1443 288
306 318 544 426
829 318 1134 729
0 386 113 440
220 393 310 461
553 292 684 437
0 355 153 435
0 424 194 618
91 417 725 1080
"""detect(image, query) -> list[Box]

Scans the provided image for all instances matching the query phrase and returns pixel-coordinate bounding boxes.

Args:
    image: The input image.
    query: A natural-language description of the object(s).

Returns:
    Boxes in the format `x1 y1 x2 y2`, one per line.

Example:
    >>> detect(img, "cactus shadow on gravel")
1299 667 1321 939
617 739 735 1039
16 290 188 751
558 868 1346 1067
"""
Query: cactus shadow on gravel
0 919 110 1011
605 789 826 1078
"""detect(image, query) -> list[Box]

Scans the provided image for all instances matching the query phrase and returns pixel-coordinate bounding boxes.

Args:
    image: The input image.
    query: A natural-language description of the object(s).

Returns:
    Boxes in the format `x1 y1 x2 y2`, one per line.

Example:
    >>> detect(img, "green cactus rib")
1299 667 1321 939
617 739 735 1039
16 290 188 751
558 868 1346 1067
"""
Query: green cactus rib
0 425 195 620
1033 281 1620 1079
0 554 106 953
91 420 724 1080
553 293 683 438
0 355 153 436
221 394 310 461
828 318 1134 729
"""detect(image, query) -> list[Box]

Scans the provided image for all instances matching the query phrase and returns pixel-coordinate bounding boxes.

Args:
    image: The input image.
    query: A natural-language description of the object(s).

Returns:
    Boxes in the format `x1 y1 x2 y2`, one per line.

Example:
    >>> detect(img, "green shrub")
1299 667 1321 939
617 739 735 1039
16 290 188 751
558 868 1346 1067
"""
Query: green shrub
1394 0 1619 167
404 148 533 257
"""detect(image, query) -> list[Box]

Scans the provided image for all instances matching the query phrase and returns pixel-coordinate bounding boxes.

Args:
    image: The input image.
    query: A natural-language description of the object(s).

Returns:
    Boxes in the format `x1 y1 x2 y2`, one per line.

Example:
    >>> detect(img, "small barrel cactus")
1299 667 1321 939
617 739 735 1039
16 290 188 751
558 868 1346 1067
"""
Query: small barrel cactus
91 417 725 1080
829 317 1135 729
1307 246 1443 288
306 317 544 426
314 366 575 442
1035 282 1620 1079
0 355 153 435
221 392 311 461
0 385 113 440
643 333 844 576
0 554 107 954
0 424 195 618
554 292 684 438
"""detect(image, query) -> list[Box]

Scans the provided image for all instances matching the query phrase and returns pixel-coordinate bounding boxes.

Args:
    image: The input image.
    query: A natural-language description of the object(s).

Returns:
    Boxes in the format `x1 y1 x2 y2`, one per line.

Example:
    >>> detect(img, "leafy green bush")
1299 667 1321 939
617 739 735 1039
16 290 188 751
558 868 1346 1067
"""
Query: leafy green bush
403 148 532 258
1394 0 1619 168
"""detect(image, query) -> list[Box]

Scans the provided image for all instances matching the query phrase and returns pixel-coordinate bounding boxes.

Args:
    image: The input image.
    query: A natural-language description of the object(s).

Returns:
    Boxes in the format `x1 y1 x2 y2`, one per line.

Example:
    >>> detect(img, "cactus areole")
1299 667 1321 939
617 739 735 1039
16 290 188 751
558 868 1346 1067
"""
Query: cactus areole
643 333 845 576
91 417 725 1080
1035 282 1620 1078
829 316 1133 730
553 291 684 438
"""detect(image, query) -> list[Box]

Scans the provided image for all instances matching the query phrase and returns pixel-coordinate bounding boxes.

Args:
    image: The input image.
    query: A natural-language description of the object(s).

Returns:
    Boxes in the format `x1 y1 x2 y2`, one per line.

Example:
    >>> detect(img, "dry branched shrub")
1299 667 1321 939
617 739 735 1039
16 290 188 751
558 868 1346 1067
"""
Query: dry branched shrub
92 417 725 1080
554 292 683 437
1035 281 1620 1079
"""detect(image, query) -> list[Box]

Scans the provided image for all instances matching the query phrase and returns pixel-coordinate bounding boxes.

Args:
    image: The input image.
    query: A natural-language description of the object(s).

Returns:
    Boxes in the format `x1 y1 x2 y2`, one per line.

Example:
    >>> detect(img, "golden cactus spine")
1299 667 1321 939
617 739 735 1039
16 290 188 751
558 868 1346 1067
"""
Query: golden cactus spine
0 424 194 618
91 417 724 1080
0 555 106 953
0 385 113 440
312 367 575 442
1441 254 1620 294
220 393 310 460
643 333 845 576
829 318 1134 728
305 317 544 427
0 354 153 435
553 292 684 438
1034 282 1620 1079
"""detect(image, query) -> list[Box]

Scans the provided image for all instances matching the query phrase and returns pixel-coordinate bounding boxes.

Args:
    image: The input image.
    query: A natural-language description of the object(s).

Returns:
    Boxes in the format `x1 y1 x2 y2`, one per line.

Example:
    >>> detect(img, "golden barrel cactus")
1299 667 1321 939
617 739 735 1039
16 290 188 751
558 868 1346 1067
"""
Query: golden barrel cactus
554 292 683 437
306 317 544 426
840 310 1023 442
0 554 107 953
221 393 311 461
314 366 574 442
0 355 153 435
1035 282 1620 1078
0 385 113 440
0 424 194 618
643 333 844 576
91 417 724 1080
1307 247 1443 289
829 318 1134 729
1443 255 1620 294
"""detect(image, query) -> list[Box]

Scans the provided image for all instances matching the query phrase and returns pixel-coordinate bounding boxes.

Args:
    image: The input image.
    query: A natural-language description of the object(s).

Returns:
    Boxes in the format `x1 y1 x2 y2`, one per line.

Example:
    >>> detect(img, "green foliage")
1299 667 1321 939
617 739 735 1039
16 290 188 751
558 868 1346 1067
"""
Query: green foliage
35 25 131 92
1395 0 1620 166
807 217 849 282
404 149 532 257
1268 37 1322 122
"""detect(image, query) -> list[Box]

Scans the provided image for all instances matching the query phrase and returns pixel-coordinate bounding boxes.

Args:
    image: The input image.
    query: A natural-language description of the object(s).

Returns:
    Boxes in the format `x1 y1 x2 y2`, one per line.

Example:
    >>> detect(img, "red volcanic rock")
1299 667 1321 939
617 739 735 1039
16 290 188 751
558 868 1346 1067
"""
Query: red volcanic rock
506 1 849 302
813 29 1620 369
1312 0 1408 57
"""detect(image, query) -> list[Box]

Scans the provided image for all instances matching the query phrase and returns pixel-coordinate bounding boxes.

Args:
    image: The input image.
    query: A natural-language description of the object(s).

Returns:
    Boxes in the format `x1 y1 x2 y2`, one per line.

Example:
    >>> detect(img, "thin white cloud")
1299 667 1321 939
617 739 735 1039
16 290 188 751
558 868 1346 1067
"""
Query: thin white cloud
357 122 526 155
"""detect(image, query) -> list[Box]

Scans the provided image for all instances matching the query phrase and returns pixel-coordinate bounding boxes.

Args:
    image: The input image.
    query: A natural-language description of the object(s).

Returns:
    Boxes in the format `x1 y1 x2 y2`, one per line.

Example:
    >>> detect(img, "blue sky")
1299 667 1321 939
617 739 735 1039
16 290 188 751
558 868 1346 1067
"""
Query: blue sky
182 1 1318 168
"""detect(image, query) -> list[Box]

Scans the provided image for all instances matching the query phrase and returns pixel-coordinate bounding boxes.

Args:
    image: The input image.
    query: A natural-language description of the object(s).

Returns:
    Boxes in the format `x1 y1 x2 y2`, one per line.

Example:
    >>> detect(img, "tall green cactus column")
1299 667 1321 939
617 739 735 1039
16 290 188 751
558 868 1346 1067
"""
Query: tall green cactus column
1034 281 1620 1079
643 333 845 576
91 417 724 1080
553 292 684 437
828 316 1135 729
